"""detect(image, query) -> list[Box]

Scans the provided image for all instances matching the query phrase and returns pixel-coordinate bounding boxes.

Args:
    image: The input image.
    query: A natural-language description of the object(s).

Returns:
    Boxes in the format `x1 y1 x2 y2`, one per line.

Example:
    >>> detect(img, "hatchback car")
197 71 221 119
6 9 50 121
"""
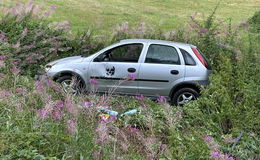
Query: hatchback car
43 39 212 105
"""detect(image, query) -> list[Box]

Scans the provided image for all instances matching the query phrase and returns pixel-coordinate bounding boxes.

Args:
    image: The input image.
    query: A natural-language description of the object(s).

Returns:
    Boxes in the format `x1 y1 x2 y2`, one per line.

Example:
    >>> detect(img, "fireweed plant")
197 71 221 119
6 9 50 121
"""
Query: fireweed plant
0 1 259 160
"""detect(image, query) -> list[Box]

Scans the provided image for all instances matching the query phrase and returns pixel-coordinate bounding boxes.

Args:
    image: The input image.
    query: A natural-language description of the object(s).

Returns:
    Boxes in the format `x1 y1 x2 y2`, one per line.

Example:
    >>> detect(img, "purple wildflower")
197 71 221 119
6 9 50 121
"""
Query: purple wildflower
36 109 49 119
0 60 5 68
52 110 62 121
35 80 44 93
56 103 64 109
46 80 53 87
204 136 213 143
235 50 241 55
223 137 235 143
129 127 138 134
66 119 77 133
136 94 144 100
127 73 136 81
157 96 166 103
89 78 98 85
219 44 226 48
210 152 220 158
159 144 168 152
91 152 101 157
16 2 22 6
0 32 7 42
15 88 27 96
84 101 93 107
0 89 12 99
11 66 21 74
22 28 28 37
0 56 6 60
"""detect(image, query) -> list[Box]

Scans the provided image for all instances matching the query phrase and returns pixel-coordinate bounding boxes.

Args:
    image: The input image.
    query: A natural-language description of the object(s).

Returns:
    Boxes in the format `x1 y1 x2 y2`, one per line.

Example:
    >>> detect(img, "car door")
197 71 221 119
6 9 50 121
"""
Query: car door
138 43 185 97
88 43 144 94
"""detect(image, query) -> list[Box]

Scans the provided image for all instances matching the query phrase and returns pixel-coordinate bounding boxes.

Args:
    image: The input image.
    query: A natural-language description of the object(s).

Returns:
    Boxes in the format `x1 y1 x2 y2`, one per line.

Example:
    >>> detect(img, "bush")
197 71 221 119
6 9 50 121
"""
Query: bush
248 10 260 33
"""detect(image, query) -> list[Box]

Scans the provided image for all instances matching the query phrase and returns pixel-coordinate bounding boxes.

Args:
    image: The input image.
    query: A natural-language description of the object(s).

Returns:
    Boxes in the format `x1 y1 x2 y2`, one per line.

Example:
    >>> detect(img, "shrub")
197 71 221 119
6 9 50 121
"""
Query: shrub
248 10 260 33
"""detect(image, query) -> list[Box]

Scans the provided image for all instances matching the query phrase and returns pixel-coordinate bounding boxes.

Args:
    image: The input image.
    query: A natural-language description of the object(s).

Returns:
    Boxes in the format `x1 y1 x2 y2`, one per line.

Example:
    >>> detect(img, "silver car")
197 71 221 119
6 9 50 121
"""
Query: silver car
43 39 212 105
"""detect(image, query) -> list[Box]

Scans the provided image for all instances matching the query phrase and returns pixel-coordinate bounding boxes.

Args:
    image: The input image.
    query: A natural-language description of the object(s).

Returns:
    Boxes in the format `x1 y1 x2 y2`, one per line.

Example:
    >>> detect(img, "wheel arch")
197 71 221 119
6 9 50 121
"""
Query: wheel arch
53 71 86 87
169 82 201 99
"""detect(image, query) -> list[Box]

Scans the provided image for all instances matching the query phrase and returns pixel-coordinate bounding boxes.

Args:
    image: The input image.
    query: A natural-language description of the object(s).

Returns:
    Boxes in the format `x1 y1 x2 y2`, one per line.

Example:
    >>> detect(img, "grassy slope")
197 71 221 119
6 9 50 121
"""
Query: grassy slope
1 0 260 33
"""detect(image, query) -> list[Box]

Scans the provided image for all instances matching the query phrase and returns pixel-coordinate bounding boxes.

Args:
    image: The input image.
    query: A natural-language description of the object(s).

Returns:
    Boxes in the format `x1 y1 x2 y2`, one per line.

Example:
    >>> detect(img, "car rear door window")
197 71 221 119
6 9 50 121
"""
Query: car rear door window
180 48 196 66
145 44 180 65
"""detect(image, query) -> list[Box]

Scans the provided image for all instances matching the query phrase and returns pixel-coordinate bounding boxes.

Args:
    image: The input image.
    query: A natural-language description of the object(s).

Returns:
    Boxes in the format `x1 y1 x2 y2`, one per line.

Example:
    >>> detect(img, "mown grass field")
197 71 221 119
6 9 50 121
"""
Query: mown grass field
1 0 260 34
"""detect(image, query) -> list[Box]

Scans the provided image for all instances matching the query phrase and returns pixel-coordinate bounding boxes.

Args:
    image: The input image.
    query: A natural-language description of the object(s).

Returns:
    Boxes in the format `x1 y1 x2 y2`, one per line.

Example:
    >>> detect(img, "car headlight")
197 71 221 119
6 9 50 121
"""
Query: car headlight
45 61 59 70
44 64 52 71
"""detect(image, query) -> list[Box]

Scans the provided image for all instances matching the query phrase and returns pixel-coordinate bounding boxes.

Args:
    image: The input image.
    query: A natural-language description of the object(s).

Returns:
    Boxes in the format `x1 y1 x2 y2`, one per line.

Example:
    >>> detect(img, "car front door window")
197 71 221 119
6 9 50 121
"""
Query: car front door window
95 43 143 63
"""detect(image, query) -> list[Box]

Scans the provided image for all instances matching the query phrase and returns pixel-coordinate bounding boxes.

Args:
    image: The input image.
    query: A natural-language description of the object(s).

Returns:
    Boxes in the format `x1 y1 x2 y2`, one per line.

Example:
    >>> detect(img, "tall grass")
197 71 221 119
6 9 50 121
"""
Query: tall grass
0 1 259 160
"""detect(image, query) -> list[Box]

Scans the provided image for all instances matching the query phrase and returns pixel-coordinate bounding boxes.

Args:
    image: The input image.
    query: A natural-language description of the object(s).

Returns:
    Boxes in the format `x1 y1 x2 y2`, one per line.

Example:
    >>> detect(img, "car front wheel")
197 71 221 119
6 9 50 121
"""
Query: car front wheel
172 88 199 106
56 75 84 94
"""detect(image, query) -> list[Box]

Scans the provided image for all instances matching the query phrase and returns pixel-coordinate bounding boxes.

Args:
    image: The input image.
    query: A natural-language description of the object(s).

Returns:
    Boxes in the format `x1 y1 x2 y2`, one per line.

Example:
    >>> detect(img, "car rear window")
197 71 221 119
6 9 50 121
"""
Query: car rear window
180 48 196 66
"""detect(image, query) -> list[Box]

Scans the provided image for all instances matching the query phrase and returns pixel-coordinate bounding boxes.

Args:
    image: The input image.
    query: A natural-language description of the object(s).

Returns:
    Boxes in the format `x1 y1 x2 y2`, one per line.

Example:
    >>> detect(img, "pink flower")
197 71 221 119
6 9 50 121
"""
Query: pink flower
91 152 101 157
50 5 57 10
35 80 44 93
36 109 49 119
0 56 6 60
52 111 62 121
224 137 235 143
0 89 12 99
22 28 28 37
66 119 77 133
89 78 98 85
84 101 93 107
0 32 7 42
159 144 168 152
136 94 144 100
15 88 27 96
210 152 220 158
199 27 208 34
0 60 5 68
11 66 21 74
235 50 241 55
219 44 226 48
46 80 53 87
56 103 64 109
204 136 213 143
127 73 136 81
16 2 22 6
157 96 166 103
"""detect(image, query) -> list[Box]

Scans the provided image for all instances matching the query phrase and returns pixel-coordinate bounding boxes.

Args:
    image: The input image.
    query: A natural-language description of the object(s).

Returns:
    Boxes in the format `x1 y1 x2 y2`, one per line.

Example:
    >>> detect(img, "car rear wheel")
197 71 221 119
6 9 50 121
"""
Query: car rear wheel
56 75 84 94
172 88 199 106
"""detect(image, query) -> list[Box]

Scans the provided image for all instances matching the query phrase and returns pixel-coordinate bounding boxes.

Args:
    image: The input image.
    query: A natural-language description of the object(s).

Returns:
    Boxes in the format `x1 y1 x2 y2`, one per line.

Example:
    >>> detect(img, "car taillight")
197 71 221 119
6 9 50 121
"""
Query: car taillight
191 47 208 68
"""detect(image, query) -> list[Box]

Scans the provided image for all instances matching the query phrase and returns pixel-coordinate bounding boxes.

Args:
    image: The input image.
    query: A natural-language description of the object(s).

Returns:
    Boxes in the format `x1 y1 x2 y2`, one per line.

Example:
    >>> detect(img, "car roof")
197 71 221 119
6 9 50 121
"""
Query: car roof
119 39 196 48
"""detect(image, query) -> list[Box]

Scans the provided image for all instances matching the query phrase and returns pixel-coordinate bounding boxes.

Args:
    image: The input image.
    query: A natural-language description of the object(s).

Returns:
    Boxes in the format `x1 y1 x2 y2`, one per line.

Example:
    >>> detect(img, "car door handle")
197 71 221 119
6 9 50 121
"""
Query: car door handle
170 70 179 75
128 68 136 73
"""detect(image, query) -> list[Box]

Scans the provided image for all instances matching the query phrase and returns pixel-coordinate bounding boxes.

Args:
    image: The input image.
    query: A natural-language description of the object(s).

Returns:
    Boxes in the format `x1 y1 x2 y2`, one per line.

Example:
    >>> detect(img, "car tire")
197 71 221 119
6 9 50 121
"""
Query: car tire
56 75 84 94
172 88 199 106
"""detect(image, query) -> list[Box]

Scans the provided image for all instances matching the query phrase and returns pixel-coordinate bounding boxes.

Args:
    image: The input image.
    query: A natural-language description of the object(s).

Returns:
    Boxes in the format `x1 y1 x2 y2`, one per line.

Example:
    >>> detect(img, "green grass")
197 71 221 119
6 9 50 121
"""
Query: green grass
1 0 259 34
